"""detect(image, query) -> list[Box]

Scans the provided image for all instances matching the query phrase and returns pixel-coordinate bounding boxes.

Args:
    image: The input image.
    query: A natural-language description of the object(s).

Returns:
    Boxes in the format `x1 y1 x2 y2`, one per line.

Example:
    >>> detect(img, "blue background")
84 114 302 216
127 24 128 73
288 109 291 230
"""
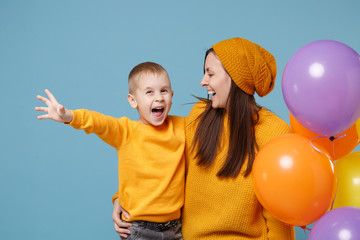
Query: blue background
1 1 359 239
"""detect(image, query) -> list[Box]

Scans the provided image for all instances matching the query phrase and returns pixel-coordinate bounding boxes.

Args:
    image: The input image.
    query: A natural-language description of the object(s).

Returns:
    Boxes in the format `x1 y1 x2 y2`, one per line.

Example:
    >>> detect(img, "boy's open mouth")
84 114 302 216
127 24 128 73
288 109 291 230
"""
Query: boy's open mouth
152 107 164 118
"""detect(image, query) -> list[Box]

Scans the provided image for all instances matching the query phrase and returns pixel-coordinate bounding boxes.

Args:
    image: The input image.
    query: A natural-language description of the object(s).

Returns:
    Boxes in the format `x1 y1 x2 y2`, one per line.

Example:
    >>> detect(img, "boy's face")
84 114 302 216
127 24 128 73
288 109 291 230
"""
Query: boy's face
128 72 173 126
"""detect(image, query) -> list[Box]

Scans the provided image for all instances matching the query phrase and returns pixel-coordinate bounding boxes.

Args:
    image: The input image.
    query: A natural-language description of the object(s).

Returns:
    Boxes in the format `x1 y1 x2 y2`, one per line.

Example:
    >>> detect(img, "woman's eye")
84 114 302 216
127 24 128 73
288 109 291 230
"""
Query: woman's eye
208 73 214 77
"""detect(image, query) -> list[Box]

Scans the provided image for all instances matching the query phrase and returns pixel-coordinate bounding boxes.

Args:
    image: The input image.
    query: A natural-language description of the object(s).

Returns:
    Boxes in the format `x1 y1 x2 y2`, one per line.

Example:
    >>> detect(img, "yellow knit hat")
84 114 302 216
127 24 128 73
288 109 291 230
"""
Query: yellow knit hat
212 37 277 97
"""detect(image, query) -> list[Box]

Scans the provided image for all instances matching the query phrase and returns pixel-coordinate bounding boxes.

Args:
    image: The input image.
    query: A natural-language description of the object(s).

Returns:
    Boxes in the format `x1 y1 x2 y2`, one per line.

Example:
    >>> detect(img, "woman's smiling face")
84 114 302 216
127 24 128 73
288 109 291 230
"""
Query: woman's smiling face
200 51 232 109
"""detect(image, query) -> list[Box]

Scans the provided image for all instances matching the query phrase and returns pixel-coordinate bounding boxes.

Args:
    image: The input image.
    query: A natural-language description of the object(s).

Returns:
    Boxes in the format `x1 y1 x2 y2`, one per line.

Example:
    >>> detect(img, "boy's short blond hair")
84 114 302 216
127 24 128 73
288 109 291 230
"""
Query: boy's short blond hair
128 62 170 94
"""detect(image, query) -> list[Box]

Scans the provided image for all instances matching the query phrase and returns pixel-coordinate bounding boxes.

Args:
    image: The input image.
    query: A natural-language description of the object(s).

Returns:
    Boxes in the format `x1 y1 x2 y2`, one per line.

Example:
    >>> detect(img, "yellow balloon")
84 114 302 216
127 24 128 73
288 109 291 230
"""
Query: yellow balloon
357 118 360 137
333 151 360 209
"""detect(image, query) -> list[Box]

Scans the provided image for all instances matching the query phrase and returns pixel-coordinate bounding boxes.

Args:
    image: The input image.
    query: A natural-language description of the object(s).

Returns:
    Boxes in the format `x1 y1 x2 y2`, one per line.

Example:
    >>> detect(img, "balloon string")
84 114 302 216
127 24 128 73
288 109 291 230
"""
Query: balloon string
331 140 335 161
330 134 346 159
284 224 311 235
300 225 312 235
330 186 337 210
310 134 346 160
310 136 326 154
310 134 345 210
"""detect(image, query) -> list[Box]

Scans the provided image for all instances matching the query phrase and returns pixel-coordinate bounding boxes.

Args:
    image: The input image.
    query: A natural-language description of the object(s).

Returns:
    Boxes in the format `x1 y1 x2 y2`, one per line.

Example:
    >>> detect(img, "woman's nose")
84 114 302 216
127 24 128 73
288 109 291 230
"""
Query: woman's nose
200 76 208 87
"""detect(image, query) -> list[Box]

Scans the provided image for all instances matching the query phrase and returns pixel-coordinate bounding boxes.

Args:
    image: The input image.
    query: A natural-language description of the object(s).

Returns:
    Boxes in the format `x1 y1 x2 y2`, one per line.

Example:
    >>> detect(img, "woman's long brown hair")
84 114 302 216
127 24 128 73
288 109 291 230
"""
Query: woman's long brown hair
192 49 260 178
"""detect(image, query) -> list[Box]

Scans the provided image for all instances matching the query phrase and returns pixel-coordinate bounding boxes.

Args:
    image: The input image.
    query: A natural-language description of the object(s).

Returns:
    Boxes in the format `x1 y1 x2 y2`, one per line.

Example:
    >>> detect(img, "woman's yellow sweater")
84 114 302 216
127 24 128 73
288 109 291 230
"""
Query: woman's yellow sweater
181 101 295 240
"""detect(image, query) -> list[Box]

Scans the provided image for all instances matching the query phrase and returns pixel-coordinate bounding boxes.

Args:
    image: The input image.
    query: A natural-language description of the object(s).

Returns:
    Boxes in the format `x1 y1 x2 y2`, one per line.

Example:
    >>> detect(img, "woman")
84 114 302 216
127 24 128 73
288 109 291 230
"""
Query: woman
113 37 295 239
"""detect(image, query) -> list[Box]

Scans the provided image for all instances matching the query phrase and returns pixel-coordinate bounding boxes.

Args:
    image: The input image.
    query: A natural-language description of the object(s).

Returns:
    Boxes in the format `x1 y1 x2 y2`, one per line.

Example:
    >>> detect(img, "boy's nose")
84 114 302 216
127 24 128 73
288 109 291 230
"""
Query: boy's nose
155 93 164 102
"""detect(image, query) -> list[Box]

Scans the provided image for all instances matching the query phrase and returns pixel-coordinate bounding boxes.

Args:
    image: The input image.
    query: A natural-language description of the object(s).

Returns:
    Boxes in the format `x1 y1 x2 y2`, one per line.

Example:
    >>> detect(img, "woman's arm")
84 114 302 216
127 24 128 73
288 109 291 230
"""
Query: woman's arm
262 207 295 239
112 198 132 239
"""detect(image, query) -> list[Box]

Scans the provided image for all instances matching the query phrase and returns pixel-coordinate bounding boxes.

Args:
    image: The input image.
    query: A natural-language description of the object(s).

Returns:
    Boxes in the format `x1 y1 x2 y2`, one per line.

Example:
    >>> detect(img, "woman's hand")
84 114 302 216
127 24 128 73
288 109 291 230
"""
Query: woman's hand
112 199 132 239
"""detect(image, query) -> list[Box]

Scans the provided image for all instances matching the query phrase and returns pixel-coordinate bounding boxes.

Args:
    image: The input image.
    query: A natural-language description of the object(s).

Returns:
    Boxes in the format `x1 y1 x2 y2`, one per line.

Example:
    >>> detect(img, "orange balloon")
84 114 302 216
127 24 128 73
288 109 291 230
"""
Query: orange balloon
290 114 359 160
252 133 337 226
357 118 360 138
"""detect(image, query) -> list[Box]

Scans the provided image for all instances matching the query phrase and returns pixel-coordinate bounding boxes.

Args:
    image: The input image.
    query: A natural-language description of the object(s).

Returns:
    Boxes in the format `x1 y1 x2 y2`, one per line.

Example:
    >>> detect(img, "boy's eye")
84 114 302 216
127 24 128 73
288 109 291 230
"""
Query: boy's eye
161 89 168 93
146 91 153 94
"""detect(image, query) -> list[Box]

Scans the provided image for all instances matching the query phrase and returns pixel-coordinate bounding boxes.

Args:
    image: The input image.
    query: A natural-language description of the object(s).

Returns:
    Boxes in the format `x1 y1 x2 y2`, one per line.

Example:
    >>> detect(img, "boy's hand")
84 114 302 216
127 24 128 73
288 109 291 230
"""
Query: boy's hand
35 89 73 123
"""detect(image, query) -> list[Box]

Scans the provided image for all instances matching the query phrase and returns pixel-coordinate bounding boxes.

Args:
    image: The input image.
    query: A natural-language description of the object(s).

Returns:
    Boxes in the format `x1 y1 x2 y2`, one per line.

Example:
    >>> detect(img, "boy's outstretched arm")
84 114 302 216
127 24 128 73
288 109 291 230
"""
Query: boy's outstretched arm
35 89 73 123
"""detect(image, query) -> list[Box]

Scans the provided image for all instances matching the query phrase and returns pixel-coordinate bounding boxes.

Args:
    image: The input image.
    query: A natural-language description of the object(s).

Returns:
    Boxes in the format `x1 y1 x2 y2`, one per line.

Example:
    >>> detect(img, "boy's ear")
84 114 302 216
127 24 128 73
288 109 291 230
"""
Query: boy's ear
171 90 174 97
127 94 137 108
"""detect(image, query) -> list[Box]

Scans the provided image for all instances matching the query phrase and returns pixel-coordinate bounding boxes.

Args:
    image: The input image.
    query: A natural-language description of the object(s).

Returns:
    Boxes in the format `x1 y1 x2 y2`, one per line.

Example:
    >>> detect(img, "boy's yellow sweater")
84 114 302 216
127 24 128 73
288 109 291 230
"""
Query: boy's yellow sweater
70 109 185 223
182 101 295 239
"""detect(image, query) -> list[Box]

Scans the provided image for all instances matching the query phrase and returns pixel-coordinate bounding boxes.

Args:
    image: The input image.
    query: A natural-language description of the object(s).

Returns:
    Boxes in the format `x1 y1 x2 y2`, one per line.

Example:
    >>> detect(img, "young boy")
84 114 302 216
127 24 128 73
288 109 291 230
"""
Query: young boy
35 62 185 240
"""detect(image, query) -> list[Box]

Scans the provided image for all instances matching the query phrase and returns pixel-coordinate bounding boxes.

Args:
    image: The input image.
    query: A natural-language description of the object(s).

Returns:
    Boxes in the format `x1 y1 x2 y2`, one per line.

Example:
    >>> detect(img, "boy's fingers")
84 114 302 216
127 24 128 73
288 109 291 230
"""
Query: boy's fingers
45 89 58 103
58 105 65 114
36 95 50 105
35 107 48 112
37 114 49 120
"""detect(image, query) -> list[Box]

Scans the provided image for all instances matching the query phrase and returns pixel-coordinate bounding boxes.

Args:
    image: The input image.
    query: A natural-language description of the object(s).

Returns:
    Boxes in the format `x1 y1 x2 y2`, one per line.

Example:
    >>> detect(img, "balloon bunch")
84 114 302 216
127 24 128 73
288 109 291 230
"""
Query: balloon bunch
252 40 360 232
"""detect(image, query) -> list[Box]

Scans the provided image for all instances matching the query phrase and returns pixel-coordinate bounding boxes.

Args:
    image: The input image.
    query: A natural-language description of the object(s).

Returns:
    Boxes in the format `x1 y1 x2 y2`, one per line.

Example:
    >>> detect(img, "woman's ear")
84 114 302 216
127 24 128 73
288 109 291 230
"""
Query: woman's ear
127 94 137 108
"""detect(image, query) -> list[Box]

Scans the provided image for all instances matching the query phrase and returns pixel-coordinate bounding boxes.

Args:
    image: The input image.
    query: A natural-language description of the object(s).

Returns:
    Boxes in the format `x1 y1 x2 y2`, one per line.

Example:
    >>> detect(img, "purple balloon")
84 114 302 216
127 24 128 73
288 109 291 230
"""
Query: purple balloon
308 207 360 240
282 40 360 136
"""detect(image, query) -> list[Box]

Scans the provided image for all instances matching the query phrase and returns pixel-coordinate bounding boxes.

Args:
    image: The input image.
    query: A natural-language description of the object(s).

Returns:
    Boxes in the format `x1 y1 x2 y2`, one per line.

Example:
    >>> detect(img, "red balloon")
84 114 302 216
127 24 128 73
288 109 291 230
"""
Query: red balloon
252 134 337 226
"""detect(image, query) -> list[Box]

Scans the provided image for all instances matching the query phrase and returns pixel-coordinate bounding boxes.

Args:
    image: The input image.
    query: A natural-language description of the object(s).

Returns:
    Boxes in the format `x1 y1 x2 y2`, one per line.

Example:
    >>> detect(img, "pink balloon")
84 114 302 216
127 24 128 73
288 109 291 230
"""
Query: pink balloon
282 40 360 136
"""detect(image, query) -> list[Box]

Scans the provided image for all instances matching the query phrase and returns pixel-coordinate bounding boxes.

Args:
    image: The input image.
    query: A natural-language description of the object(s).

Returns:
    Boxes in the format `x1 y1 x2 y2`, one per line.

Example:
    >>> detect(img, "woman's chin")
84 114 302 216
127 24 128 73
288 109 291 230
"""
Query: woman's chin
211 101 225 109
